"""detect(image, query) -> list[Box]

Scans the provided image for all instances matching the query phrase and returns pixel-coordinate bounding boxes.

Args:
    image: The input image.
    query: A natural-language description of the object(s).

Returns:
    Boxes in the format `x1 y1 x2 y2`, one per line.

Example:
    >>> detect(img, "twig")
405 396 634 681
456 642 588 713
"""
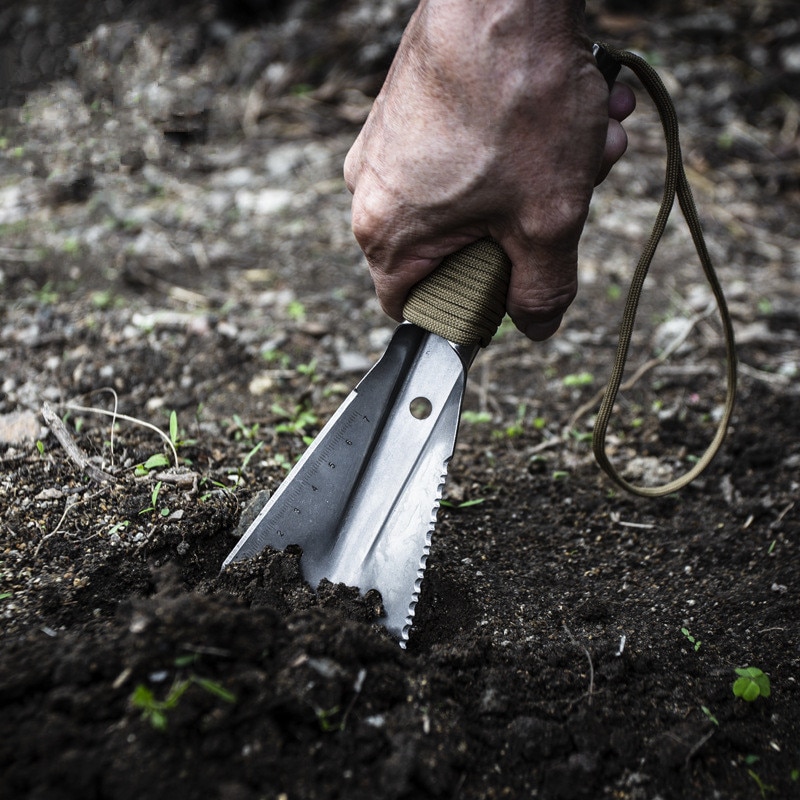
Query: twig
63 402 178 468
563 624 595 705
33 485 114 556
41 402 116 483
737 362 792 387
685 729 715 766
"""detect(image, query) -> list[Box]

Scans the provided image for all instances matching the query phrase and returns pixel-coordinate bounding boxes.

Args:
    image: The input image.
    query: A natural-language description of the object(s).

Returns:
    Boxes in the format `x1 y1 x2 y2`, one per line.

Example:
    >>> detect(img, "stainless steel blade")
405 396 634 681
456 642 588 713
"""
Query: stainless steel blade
222 322 477 643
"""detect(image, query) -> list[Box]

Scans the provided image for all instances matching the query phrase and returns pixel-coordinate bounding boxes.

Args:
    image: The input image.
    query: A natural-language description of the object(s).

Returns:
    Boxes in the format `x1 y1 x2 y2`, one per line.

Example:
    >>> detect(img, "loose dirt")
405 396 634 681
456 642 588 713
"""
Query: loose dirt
1 2 799 798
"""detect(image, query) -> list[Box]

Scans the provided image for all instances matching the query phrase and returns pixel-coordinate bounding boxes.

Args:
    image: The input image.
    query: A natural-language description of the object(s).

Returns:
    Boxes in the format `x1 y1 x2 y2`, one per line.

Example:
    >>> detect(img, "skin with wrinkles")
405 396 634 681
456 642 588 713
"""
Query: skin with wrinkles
344 0 635 340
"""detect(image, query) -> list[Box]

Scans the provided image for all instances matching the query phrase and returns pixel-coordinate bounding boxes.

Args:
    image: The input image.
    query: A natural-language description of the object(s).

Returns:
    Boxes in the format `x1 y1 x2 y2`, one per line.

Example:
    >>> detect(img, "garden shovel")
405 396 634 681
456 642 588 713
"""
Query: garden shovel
223 47 622 645
222 239 511 644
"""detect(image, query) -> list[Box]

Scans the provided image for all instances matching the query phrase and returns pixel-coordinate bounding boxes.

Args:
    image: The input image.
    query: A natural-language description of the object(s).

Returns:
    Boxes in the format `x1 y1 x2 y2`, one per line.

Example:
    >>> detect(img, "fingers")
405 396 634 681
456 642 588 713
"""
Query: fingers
502 239 579 342
596 82 636 184
609 81 636 122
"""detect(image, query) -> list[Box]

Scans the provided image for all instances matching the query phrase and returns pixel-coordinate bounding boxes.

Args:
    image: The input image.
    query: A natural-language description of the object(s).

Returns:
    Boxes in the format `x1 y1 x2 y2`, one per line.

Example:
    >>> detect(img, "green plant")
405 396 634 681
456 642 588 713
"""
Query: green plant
440 497 485 510
261 347 291 368
272 402 318 436
296 359 318 379
461 410 492 425
0 592 12 601
314 705 342 733
273 451 293 472
131 675 236 731
135 453 171 476
748 768 776 798
231 414 259 441
492 404 526 439
562 371 594 388
286 299 306 321
681 627 701 652
35 281 59 305
168 410 196 449
228 440 265 484
108 520 130 536
733 667 771 702
700 705 719 726
140 481 169 517
36 440 45 456
61 236 80 255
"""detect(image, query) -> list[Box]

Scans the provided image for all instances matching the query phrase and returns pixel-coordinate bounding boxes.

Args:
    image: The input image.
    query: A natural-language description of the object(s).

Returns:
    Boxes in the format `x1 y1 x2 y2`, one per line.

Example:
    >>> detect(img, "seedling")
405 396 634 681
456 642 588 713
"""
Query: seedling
0 592 12 601
440 497 485 510
562 371 594 388
681 627 701 652
108 520 131 536
135 453 170 476
493 403 527 439
733 667 771 702
461 410 492 425
231 414 259 441
228 441 265 484
748 769 776 798
700 705 719 726
131 675 236 731
139 481 169 517
286 299 306 321
296 359 318 380
167 410 196 449
315 705 342 733
272 402 318 436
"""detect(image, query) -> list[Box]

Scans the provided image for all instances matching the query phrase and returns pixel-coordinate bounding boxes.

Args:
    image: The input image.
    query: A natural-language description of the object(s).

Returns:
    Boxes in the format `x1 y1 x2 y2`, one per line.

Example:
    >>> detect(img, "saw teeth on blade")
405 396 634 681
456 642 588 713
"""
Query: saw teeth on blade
399 466 449 648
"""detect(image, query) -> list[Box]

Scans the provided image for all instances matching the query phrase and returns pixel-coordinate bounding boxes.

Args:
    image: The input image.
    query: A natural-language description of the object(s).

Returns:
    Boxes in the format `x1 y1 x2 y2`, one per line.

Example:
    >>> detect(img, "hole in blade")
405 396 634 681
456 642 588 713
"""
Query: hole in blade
409 396 432 420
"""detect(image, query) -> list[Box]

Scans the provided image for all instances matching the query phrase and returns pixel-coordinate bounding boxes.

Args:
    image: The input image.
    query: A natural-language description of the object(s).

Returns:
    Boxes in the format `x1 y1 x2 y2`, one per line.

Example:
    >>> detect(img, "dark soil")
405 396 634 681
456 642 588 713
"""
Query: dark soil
2 2 799 799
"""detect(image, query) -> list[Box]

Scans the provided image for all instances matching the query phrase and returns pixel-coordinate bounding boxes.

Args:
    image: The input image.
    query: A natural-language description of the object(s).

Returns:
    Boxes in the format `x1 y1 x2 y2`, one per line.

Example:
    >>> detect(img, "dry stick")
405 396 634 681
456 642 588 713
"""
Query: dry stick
33 486 114 556
63 403 179 468
685 729 715 766
41 402 116 483
563 624 595 705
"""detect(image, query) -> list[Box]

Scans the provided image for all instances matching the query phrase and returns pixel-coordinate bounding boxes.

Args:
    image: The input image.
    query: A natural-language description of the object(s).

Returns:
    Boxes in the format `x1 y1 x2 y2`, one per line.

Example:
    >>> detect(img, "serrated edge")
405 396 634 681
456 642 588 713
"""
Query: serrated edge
398 463 450 648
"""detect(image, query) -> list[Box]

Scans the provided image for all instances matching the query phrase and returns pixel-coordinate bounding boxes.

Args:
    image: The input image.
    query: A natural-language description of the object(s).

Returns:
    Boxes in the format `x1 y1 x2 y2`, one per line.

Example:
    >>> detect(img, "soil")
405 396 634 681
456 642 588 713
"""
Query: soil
1 2 799 799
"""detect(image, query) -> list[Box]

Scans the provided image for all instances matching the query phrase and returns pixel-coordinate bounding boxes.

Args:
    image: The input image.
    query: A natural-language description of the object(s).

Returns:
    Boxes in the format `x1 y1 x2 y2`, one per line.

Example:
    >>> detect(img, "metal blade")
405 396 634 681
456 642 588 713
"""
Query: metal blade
222 323 475 643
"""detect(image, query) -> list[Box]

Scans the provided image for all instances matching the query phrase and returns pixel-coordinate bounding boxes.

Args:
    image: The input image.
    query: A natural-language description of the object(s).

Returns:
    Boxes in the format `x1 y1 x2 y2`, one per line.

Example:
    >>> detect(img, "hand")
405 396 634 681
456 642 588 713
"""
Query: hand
344 0 635 341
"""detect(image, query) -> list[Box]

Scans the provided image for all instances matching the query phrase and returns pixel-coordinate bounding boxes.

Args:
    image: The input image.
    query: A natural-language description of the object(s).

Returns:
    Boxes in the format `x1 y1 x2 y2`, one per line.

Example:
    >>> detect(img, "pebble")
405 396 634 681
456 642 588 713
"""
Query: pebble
0 410 41 445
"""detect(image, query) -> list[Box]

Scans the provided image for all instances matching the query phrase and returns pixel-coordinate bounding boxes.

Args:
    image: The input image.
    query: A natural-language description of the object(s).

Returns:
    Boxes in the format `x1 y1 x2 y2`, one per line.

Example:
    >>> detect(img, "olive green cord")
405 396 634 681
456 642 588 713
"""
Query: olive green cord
591 46 737 497
403 237 511 347
403 46 737 497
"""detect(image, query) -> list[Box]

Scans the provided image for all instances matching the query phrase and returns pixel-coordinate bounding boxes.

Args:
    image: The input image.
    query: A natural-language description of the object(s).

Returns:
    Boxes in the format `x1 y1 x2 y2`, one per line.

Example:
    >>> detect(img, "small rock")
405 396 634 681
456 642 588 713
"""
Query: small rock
0 410 41 444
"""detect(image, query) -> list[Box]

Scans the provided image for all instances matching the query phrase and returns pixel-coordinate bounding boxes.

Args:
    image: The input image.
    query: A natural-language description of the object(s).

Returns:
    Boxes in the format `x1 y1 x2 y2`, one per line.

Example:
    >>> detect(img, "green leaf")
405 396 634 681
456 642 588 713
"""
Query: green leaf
142 453 170 471
562 371 594 387
733 667 771 701
169 410 179 444
193 677 236 704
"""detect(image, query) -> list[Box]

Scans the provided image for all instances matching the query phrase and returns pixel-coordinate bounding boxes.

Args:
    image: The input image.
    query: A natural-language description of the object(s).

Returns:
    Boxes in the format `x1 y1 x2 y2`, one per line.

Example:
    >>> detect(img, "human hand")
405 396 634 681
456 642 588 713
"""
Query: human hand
344 0 635 341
